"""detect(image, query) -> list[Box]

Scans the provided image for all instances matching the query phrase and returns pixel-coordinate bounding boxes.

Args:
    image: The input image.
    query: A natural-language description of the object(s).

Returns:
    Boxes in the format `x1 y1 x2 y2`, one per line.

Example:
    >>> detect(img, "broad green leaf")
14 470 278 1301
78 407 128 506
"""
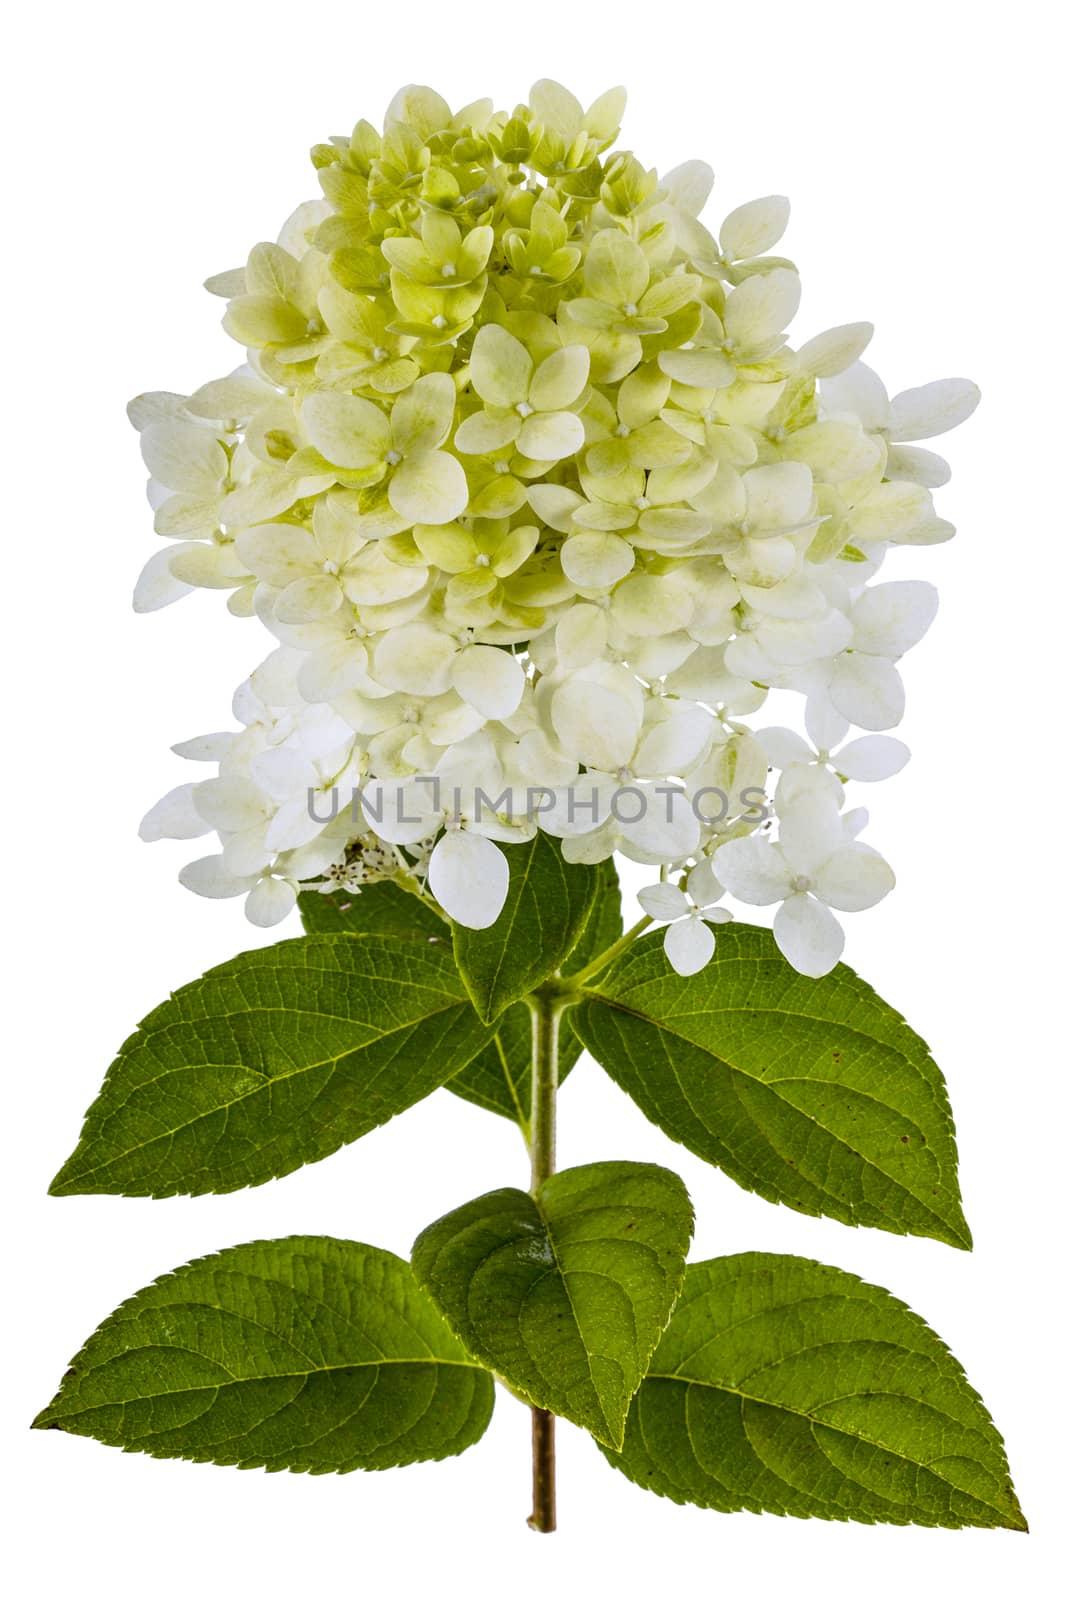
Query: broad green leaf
453 833 603 1024
411 1161 693 1447
51 935 497 1197
34 1237 494 1473
447 859 622 1129
599 1252 1025 1529
571 924 970 1247
298 882 446 940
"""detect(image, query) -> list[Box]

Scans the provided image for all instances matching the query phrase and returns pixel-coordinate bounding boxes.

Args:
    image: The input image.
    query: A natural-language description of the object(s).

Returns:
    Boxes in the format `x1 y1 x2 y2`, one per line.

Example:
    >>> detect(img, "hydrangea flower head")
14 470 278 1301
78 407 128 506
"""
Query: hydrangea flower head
133 81 978 978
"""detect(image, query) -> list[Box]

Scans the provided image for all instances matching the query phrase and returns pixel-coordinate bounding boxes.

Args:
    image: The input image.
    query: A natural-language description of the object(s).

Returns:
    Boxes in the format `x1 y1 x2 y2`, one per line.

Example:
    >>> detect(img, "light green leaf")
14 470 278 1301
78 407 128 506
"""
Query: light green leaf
452 832 601 1025
411 1161 693 1447
599 1252 1025 1529
34 1237 494 1474
570 923 970 1247
447 858 622 1129
51 935 496 1197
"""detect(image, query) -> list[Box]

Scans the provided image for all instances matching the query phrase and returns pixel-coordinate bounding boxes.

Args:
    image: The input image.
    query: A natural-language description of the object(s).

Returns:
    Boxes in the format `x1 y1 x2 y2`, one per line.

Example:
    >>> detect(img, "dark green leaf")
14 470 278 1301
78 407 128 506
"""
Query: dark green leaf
447 860 622 1130
452 833 602 1024
51 935 497 1197
411 1161 693 1447
571 924 969 1247
34 1237 494 1473
298 881 446 940
599 1252 1025 1529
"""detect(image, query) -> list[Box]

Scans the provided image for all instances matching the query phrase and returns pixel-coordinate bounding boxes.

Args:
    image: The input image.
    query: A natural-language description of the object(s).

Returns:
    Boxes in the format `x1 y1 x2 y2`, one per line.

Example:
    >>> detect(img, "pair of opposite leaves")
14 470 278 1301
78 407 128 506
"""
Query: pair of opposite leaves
50 837 970 1257
34 1218 1025 1530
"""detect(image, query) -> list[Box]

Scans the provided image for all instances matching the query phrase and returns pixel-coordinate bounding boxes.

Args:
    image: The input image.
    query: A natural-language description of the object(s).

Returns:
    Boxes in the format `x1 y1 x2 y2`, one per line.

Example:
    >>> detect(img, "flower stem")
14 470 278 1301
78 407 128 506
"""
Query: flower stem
562 915 652 992
526 987 561 1533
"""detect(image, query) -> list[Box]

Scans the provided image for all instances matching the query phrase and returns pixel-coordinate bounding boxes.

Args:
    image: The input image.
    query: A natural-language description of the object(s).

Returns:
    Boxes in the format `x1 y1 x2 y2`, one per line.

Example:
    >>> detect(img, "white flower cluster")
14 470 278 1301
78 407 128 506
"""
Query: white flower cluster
136 81 977 978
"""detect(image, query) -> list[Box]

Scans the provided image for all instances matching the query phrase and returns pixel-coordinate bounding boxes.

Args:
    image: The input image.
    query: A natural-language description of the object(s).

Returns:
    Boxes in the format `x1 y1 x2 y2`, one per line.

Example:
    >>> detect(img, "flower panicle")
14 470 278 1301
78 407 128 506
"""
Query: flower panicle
133 80 979 978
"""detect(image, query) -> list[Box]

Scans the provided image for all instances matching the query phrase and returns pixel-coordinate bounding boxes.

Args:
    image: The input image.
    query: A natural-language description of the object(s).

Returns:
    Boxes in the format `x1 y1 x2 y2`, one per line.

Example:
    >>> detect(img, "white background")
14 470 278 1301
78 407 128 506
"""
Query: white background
4 3 1063 1595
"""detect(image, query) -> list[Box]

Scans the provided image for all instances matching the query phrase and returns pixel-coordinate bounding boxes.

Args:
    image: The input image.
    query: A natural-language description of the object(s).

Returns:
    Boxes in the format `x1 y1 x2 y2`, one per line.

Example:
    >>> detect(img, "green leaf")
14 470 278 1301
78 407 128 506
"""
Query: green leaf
446 860 622 1130
51 935 497 1197
34 1237 494 1474
571 924 970 1248
598 1252 1025 1529
452 833 603 1024
298 882 446 940
411 1161 693 1447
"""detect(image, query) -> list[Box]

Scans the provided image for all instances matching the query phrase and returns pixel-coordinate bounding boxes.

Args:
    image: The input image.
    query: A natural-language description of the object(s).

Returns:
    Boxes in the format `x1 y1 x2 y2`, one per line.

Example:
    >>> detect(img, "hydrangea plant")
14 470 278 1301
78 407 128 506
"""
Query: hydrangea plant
36 81 1024 1537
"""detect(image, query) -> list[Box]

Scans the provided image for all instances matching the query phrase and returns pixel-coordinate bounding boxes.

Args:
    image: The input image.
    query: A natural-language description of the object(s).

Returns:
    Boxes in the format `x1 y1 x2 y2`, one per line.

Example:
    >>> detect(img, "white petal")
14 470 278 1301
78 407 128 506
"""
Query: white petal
661 160 715 216
814 844 895 911
132 545 196 612
793 322 874 378
428 830 509 928
139 784 212 842
555 604 609 670
773 893 844 977
742 460 814 531
720 195 789 261
374 622 456 695
634 704 715 777
245 876 298 927
849 580 939 658
664 915 718 976
452 645 526 719
518 409 586 461
774 763 844 811
361 779 439 844
885 444 951 488
833 735 909 781
830 655 905 730
388 451 469 525
527 483 585 533
685 856 723 907
888 378 980 441
302 391 390 469
723 268 801 344
171 732 235 762
178 855 257 899
621 785 701 861
712 835 792 905
551 665 643 771
637 882 689 922
778 788 843 876
193 776 266 832
756 727 812 769
819 362 890 431
140 422 227 495
804 698 850 752
560 531 635 589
